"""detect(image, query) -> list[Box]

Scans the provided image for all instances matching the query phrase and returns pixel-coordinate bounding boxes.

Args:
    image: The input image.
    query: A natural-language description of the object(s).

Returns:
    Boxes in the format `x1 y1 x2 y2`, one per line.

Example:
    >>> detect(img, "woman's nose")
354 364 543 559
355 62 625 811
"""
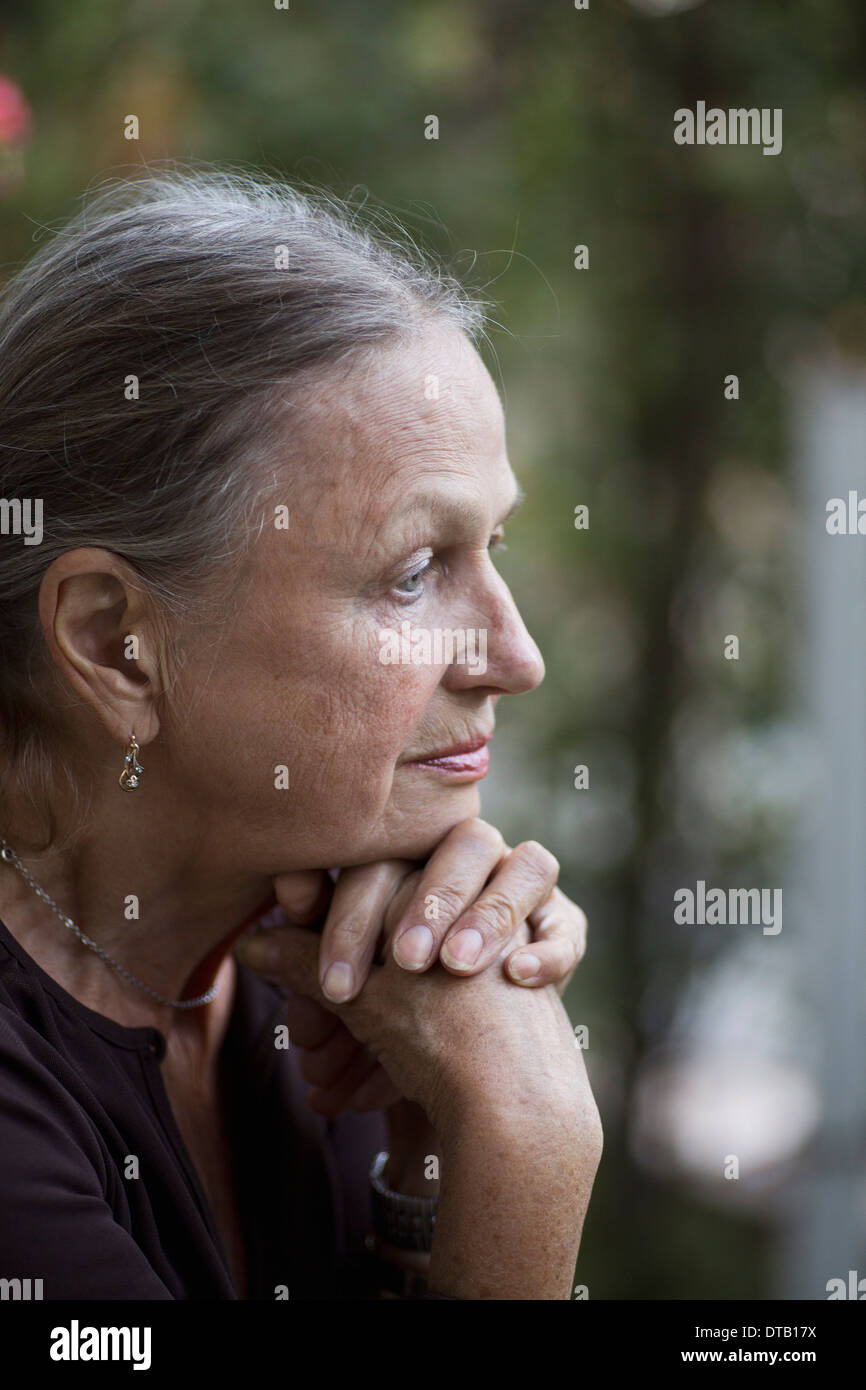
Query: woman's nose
444 567 545 695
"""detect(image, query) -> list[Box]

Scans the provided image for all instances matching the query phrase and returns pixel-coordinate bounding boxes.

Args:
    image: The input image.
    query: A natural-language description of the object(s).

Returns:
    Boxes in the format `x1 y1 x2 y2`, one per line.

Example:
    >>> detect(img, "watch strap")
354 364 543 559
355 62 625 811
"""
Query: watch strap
369 1149 437 1252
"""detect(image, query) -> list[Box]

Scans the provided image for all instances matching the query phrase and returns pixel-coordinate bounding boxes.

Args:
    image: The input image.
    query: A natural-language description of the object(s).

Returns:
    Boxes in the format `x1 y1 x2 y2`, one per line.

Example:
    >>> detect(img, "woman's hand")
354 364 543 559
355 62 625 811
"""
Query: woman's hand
235 890 603 1299
240 818 590 1117
235 883 596 1139
306 817 587 1003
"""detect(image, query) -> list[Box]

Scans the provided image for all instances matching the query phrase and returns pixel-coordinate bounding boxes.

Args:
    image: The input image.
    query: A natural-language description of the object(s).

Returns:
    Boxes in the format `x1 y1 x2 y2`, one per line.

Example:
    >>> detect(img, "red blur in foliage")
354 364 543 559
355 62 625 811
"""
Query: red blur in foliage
0 75 31 146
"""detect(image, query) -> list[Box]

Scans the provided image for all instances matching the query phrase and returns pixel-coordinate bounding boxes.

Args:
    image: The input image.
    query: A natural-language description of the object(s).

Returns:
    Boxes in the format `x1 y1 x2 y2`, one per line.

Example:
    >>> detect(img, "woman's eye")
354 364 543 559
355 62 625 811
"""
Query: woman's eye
393 534 504 597
395 560 430 595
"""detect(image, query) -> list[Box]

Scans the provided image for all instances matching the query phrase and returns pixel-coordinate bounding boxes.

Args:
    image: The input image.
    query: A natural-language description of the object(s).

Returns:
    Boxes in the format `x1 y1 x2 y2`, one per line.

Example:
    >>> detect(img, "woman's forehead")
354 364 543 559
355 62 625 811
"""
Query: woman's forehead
274 329 506 507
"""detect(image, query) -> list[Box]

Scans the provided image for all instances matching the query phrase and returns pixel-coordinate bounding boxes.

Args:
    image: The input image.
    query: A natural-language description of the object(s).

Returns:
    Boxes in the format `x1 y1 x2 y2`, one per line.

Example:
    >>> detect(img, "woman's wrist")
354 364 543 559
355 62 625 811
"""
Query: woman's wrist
427 1102 594 1300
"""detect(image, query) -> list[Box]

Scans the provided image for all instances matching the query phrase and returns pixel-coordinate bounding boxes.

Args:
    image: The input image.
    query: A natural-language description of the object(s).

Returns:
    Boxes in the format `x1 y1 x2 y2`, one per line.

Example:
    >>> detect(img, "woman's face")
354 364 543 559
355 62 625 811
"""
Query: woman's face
161 324 544 872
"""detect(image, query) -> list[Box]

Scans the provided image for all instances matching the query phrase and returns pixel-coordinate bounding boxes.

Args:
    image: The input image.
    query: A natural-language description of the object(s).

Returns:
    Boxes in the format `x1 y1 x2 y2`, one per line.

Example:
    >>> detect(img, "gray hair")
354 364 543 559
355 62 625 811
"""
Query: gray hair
0 164 490 850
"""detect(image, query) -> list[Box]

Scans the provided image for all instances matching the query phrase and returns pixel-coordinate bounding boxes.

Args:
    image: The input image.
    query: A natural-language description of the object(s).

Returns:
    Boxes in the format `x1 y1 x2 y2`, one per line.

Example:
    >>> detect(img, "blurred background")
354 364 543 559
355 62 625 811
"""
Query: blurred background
2 0 865 1299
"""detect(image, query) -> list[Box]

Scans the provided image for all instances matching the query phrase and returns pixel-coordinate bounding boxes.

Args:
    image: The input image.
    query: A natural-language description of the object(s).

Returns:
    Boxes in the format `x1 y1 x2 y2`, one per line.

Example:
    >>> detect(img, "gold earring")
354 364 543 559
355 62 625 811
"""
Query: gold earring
119 733 143 792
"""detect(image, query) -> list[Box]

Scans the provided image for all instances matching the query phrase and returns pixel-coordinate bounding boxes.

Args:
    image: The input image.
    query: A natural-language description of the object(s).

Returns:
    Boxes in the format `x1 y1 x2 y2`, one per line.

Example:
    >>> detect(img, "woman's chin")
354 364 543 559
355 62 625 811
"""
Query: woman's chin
387 788 483 860
313 784 483 867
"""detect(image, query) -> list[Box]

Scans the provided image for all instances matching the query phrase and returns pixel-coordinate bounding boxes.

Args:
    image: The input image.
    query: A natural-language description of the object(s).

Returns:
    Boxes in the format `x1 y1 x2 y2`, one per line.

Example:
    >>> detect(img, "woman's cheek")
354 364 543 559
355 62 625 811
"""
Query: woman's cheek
378 660 442 750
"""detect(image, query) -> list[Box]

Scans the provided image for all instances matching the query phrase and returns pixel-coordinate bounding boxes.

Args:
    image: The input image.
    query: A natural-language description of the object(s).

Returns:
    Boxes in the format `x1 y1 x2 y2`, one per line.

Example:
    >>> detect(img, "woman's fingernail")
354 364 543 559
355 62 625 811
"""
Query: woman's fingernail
441 928 483 970
394 924 434 970
322 961 354 1002
508 952 541 983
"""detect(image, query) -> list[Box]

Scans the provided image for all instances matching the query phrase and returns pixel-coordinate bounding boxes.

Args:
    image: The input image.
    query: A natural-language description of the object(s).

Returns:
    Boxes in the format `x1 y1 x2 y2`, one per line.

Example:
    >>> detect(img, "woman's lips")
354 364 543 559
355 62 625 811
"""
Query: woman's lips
402 736 491 780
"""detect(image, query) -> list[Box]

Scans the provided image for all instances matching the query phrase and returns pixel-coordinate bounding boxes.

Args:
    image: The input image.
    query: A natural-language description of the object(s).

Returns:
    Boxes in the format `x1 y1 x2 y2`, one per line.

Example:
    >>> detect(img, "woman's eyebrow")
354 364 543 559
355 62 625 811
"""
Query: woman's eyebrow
391 481 526 532
499 484 526 523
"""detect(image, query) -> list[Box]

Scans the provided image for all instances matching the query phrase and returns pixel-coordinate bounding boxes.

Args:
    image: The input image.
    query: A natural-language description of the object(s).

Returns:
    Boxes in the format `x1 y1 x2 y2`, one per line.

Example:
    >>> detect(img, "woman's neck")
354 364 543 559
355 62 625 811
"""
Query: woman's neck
0 811 276 1046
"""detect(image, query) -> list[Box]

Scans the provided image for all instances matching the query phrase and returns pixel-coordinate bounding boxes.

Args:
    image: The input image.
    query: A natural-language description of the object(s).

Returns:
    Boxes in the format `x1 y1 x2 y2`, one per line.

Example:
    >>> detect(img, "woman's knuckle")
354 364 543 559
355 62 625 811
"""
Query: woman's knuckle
517 840 559 878
465 890 515 937
421 883 465 923
326 915 371 951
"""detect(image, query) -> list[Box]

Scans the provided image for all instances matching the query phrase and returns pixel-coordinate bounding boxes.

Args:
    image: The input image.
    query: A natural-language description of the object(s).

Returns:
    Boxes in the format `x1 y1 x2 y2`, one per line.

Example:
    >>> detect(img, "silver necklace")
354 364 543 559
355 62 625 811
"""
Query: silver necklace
0 838 219 1010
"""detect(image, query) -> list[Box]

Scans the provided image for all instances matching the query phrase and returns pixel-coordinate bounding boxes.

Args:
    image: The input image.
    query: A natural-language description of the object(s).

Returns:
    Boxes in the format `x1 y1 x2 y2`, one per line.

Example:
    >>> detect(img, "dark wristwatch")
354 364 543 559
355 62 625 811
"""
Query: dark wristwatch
369 1149 438 1252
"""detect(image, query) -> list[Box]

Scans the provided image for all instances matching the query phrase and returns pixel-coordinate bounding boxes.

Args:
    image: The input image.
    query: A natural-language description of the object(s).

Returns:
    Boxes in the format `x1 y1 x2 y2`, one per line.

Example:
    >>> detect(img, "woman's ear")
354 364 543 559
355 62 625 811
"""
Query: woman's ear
38 547 162 747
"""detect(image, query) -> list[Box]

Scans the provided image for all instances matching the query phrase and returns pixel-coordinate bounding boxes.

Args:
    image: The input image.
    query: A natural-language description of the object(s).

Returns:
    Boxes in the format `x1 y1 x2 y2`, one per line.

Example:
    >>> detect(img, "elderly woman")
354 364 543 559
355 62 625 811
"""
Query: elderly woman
0 169 602 1301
